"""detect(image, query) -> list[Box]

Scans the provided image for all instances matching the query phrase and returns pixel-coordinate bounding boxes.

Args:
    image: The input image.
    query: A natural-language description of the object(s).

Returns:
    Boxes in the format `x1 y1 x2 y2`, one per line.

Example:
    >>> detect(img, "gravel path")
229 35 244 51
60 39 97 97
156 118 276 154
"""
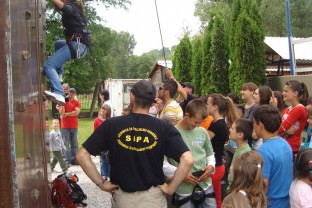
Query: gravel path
52 156 112 208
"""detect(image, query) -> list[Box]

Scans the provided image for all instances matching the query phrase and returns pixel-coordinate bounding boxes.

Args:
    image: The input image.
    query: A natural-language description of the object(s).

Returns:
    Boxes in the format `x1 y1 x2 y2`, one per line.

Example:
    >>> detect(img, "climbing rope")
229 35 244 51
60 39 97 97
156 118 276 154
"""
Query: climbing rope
154 0 167 67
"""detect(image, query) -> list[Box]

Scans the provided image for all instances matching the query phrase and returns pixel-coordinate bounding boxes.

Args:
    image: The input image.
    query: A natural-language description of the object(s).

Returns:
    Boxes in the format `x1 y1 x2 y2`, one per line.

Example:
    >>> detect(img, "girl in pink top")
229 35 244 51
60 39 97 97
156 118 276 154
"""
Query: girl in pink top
289 148 312 208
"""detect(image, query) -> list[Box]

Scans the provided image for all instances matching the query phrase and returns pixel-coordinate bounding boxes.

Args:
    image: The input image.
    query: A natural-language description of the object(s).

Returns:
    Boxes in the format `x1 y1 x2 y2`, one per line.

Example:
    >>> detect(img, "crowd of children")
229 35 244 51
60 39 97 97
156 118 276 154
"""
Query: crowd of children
69 77 312 208
154 78 311 208
121 79 310 207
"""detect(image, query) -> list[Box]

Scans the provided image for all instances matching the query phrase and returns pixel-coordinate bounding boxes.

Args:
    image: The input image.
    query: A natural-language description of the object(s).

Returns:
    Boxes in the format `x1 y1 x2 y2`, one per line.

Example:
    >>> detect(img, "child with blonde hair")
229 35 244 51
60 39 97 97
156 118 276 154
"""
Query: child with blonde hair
94 104 111 181
94 104 111 130
50 119 67 173
223 151 267 208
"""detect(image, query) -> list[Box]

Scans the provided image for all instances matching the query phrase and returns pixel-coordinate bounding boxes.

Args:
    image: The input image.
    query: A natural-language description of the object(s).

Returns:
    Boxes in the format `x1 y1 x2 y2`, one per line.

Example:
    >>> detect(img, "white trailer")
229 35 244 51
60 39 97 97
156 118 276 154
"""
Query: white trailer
104 79 141 116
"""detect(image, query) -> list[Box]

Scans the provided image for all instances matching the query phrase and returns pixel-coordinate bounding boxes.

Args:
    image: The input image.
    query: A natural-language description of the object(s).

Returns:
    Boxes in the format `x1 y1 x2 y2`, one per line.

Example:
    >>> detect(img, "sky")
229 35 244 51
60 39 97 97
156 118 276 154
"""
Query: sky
95 0 200 55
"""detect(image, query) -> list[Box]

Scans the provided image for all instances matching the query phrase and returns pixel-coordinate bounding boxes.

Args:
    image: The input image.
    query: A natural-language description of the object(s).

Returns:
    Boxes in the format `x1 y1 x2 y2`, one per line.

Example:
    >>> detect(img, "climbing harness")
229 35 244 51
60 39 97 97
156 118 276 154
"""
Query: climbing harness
66 33 87 59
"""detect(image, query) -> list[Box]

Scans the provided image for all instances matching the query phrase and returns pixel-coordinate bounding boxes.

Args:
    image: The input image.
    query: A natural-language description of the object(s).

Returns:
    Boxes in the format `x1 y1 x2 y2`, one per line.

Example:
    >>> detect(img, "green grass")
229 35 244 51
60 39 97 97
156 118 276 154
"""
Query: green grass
78 117 94 147
47 117 95 148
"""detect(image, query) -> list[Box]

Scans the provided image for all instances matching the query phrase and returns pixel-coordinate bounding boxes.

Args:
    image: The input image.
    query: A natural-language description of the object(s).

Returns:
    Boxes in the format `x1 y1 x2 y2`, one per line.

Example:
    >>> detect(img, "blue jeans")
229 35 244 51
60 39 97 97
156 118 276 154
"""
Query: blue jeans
44 40 88 95
175 185 217 208
61 128 78 163
100 154 111 178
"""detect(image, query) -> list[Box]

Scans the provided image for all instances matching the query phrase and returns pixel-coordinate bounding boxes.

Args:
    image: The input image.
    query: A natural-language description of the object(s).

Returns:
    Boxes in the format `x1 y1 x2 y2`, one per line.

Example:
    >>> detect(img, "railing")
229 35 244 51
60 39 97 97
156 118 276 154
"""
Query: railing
77 93 95 111
48 93 97 116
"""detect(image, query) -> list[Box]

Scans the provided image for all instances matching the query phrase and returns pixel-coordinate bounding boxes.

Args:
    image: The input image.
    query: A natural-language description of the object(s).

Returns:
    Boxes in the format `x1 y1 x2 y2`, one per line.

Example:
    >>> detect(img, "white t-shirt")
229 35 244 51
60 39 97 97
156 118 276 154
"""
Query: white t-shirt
289 178 312 208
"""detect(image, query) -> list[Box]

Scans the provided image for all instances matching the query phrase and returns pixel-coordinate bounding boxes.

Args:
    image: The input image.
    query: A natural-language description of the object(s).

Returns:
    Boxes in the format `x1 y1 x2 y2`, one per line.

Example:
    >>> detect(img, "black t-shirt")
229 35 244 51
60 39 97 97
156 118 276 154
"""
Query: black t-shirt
180 93 195 114
83 113 189 192
208 119 228 166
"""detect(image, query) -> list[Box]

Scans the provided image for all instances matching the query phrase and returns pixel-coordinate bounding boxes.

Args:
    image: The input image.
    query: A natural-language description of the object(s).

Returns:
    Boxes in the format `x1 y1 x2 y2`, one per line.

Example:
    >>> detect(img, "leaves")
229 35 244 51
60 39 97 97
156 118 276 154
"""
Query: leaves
191 37 203 95
229 1 266 95
173 35 192 82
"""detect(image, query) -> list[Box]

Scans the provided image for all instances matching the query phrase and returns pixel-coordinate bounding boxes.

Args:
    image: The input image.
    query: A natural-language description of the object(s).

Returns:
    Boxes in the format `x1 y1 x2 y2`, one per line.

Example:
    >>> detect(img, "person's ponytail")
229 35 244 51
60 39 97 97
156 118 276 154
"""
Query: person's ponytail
224 97 238 129
285 80 309 105
300 82 309 105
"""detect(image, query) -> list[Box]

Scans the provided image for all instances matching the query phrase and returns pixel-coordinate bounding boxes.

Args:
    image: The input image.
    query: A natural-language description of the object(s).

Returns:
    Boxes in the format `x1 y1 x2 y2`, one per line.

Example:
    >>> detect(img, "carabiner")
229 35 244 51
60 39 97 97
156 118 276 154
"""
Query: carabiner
76 36 81 58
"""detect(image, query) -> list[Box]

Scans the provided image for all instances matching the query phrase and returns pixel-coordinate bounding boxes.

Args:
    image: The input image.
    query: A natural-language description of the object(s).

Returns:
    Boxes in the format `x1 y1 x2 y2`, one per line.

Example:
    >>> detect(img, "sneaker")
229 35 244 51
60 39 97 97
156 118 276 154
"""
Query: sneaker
44 91 65 106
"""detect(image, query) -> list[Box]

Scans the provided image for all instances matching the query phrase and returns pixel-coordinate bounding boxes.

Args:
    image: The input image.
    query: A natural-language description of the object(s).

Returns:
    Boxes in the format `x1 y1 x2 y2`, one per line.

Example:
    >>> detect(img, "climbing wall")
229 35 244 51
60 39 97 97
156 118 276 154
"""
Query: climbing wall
0 0 50 207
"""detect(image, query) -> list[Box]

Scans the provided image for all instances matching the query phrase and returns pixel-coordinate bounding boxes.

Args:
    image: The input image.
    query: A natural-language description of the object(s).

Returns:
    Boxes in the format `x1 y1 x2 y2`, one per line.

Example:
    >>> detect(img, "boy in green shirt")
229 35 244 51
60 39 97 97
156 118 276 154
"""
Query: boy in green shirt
227 118 253 190
167 99 217 208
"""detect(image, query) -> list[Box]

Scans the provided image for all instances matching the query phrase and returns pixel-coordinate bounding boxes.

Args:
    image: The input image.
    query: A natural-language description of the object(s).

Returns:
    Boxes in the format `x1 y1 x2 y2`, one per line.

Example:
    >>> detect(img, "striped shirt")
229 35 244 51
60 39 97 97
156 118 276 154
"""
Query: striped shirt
159 99 183 123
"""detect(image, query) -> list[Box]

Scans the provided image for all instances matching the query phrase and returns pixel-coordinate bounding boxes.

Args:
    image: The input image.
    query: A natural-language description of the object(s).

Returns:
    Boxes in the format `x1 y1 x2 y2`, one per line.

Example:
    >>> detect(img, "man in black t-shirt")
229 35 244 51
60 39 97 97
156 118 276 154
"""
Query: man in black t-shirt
76 80 193 208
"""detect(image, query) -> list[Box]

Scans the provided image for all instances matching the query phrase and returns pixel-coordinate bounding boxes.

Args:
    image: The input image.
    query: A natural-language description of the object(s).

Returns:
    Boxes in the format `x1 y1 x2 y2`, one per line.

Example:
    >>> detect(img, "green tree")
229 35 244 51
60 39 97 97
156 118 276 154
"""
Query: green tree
200 18 214 95
230 11 266 94
243 0 263 26
290 0 312 37
229 0 266 95
228 0 243 91
260 0 312 37
207 13 230 95
229 0 243 49
107 31 136 78
191 37 203 95
172 35 192 82
260 0 286 36
194 0 231 29
124 51 159 79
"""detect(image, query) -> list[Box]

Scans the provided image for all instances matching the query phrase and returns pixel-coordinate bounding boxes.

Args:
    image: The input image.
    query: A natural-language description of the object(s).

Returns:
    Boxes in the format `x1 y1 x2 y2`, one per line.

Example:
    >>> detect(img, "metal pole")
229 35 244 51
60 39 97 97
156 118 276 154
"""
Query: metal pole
286 0 294 75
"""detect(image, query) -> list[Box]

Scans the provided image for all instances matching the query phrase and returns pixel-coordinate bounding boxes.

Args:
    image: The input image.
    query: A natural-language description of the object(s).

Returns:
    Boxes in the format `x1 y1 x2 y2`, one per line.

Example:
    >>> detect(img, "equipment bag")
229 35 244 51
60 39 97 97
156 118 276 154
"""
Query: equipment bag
51 173 87 207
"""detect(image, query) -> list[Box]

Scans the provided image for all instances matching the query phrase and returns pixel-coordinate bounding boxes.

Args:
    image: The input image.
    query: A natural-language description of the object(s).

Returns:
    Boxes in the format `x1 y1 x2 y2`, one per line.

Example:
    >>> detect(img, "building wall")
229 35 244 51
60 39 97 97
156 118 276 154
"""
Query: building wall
267 75 312 94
